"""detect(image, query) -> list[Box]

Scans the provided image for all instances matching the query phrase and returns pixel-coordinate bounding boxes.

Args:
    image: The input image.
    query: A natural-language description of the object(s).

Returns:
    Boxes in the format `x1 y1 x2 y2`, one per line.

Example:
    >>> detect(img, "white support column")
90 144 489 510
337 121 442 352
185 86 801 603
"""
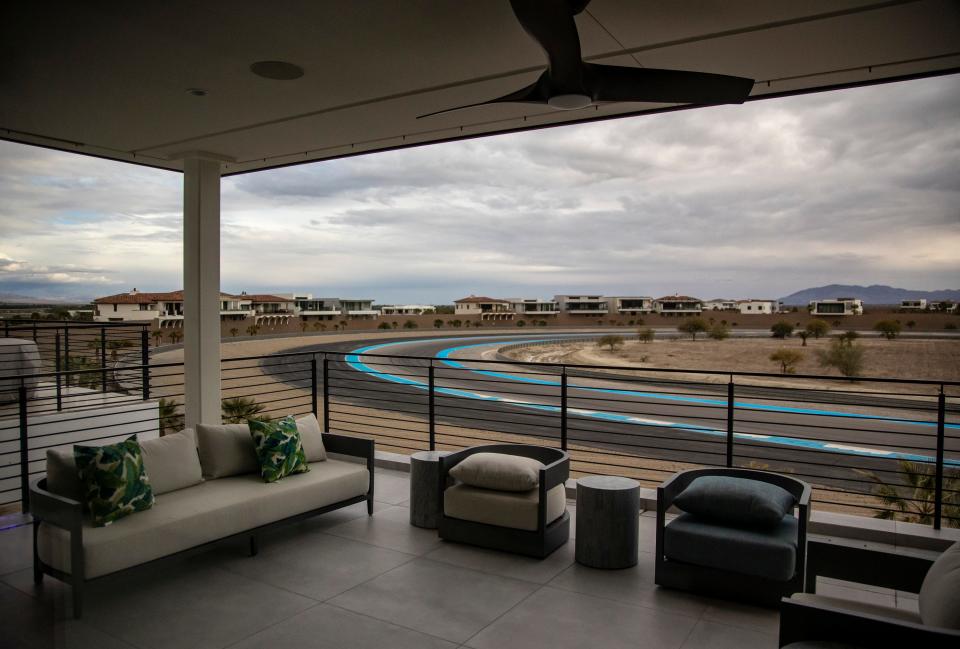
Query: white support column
182 157 222 429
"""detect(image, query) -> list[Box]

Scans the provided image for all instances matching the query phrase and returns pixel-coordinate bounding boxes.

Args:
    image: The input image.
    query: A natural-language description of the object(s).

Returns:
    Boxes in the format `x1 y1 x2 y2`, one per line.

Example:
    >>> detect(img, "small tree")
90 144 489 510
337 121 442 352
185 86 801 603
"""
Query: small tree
770 349 804 374
378 322 392 330
839 330 859 345
433 319 444 329
874 320 902 340
677 318 708 341
403 320 417 329
229 327 239 337
637 327 655 343
152 330 164 346
708 323 730 340
390 321 399 329
168 329 183 344
770 320 794 339
245 324 259 337
516 320 526 327
300 321 308 332
856 461 960 528
806 319 830 339
597 334 624 352
818 338 865 377
906 320 916 330
796 330 809 346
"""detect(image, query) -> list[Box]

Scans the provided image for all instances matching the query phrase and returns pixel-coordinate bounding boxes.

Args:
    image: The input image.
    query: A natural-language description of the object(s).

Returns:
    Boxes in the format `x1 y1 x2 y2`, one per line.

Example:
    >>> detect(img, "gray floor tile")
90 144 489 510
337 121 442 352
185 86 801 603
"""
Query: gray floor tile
329 558 538 643
233 602 457 649
424 539 575 584
219 529 415 600
547 552 709 618
0 581 135 649
701 599 780 635
325 505 444 555
0 523 33 577
373 470 411 505
680 619 777 649
466 585 698 649
80 562 316 649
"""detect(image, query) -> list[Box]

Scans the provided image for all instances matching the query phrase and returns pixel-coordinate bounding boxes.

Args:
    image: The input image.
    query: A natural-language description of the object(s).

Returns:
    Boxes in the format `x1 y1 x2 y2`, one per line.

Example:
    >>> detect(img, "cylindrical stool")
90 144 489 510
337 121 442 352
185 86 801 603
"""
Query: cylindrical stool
409 451 450 529
575 475 641 569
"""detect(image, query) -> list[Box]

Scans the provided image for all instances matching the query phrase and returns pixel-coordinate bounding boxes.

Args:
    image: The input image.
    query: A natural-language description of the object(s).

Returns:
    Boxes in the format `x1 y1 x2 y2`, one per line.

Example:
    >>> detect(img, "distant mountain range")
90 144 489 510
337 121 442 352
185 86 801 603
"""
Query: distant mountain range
0 292 84 305
780 284 960 305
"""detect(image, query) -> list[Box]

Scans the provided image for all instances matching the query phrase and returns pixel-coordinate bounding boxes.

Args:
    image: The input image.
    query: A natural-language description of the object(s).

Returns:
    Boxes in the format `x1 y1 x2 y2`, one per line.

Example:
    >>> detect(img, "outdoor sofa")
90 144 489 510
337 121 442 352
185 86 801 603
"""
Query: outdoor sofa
30 415 374 617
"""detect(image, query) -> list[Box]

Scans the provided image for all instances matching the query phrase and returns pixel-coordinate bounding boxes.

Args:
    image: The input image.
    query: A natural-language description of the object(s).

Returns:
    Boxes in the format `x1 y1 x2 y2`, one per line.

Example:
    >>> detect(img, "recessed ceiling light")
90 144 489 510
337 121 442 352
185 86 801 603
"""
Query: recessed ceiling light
250 61 304 80
186 88 208 97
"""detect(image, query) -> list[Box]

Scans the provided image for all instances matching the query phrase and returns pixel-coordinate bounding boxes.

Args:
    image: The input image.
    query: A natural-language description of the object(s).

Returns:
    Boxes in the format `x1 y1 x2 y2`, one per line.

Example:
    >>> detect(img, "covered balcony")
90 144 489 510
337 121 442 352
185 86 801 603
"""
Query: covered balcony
2 1 959 647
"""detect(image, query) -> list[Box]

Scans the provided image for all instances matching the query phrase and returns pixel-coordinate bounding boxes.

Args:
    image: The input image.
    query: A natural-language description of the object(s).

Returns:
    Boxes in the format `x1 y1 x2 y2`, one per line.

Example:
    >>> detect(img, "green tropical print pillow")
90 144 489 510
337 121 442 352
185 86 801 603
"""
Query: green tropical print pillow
74 435 155 527
248 416 310 483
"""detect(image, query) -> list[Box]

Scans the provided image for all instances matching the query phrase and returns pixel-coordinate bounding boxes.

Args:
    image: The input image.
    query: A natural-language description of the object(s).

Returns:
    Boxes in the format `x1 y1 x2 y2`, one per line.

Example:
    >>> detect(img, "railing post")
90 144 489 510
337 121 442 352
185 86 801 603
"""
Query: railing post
100 326 107 392
322 356 330 432
32 321 37 342
311 356 318 417
63 327 70 389
726 378 735 468
560 368 568 451
141 329 150 401
428 361 436 451
54 332 62 411
19 381 30 513
934 386 946 530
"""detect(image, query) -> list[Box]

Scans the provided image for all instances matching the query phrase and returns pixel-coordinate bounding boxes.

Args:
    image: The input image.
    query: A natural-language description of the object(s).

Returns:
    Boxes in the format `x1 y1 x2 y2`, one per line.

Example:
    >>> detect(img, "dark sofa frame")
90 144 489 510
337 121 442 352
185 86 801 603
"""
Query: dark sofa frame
30 432 374 618
655 467 811 606
779 540 960 647
438 444 569 558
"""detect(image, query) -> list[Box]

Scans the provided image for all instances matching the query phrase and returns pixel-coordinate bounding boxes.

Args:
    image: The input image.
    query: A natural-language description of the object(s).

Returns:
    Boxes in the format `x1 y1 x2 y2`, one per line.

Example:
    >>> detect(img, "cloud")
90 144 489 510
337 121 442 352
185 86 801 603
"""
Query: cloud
2 74 959 303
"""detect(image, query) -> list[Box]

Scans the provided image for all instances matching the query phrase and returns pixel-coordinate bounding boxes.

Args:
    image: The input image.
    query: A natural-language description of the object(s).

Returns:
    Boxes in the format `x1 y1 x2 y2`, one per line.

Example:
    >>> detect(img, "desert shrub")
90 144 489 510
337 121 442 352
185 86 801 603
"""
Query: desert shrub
770 320 794 339
708 323 730 340
637 327 655 343
378 322 392 329
597 335 624 352
873 320 901 340
817 338 865 377
770 349 804 374
516 320 526 327
677 318 708 341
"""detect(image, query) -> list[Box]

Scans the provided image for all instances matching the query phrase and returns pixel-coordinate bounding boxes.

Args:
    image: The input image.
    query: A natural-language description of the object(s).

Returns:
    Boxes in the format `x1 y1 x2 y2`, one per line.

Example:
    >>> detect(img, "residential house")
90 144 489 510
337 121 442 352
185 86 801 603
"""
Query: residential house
94 290 252 327
654 295 703 316
245 293 296 326
703 299 738 311
900 299 927 311
554 295 608 316
809 298 863 316
340 299 379 320
738 299 781 315
293 295 341 321
607 296 653 316
507 298 560 318
454 296 513 320
379 305 437 316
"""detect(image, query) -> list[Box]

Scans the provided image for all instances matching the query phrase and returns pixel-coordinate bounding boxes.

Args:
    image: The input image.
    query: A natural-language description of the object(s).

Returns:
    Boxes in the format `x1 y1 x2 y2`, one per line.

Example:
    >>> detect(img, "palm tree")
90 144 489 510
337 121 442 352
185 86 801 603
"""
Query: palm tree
107 339 133 361
158 398 183 436
856 461 960 528
229 327 239 337
312 322 323 331
152 330 164 346
167 329 183 344
245 324 259 337
221 396 269 424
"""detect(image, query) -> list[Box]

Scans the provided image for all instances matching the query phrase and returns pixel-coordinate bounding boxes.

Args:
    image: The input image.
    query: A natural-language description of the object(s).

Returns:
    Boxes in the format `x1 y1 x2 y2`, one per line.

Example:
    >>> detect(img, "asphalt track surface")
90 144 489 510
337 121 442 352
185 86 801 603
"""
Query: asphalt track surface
261 333 959 497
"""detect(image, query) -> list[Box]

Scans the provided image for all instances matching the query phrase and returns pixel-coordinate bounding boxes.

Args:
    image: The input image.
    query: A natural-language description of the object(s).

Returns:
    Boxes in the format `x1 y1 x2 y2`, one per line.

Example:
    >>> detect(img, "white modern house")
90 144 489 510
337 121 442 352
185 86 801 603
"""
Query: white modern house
454 296 513 320
809 298 864 316
339 299 379 319
703 299 738 311
738 299 781 315
507 298 560 317
292 295 342 321
555 295 608 315
607 296 654 316
379 305 437 316
654 295 703 316
901 299 928 310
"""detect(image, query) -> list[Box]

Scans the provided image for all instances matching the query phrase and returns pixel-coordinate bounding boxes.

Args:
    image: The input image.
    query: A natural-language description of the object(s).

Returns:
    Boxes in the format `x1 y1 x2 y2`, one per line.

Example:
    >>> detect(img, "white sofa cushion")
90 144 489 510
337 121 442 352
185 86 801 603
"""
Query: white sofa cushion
38 458 369 578
920 541 960 629
140 428 203 495
296 413 327 462
444 483 565 531
196 423 259 478
450 452 542 492
46 447 82 501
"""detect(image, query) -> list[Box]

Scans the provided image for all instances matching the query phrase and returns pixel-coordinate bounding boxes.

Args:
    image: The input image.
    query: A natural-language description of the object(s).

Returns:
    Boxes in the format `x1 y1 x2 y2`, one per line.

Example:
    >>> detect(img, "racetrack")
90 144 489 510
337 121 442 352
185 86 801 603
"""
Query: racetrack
261 333 959 513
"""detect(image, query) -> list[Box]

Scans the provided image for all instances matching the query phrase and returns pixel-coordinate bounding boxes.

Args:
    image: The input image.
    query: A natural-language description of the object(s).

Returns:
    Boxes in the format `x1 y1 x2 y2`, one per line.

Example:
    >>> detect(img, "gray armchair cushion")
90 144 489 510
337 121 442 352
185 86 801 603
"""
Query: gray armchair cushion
674 475 795 528
919 541 960 629
196 423 260 478
664 512 798 580
450 452 542 492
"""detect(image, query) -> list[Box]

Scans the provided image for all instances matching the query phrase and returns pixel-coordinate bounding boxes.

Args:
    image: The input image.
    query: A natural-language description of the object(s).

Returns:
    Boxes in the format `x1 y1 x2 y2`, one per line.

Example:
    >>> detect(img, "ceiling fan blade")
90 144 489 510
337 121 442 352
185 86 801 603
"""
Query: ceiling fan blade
587 63 754 105
417 80 546 119
509 0 586 93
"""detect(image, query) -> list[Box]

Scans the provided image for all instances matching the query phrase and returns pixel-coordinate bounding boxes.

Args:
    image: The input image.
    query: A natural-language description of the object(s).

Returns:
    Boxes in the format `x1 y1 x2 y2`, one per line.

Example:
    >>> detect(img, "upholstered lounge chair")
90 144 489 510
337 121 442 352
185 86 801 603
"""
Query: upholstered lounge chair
437 444 569 558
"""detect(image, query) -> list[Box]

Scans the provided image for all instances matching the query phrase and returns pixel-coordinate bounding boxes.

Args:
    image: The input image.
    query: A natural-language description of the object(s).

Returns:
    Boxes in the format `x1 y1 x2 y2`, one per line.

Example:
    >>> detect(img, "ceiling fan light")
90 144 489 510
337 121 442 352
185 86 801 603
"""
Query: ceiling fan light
548 93 592 110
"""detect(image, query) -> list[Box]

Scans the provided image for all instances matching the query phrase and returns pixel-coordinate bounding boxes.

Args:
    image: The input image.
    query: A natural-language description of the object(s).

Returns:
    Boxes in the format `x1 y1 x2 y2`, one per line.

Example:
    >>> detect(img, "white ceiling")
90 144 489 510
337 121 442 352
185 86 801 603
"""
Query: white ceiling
2 0 958 175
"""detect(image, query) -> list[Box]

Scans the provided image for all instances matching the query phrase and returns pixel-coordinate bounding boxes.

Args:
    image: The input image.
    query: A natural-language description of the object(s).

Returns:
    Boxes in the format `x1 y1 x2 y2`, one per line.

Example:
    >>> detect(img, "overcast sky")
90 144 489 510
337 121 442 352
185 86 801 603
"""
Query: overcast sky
1 74 958 304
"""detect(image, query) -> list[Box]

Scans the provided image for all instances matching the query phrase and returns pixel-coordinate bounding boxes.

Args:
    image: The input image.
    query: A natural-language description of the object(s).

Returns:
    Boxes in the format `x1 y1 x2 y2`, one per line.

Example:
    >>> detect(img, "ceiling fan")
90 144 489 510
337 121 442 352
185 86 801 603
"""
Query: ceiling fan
419 0 754 118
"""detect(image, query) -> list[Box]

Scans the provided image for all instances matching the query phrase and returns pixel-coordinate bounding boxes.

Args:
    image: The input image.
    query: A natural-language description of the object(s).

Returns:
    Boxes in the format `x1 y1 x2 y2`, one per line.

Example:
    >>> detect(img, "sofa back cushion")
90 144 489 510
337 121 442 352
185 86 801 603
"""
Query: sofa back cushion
919 541 960 629
674 475 796 529
450 452 542 492
296 413 327 462
46 447 82 501
196 423 259 478
140 428 203 495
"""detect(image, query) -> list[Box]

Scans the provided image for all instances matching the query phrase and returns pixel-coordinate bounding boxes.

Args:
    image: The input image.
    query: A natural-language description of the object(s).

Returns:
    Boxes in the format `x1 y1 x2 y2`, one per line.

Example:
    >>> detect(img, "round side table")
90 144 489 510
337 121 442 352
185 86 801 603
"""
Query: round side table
409 451 450 529
575 475 641 569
